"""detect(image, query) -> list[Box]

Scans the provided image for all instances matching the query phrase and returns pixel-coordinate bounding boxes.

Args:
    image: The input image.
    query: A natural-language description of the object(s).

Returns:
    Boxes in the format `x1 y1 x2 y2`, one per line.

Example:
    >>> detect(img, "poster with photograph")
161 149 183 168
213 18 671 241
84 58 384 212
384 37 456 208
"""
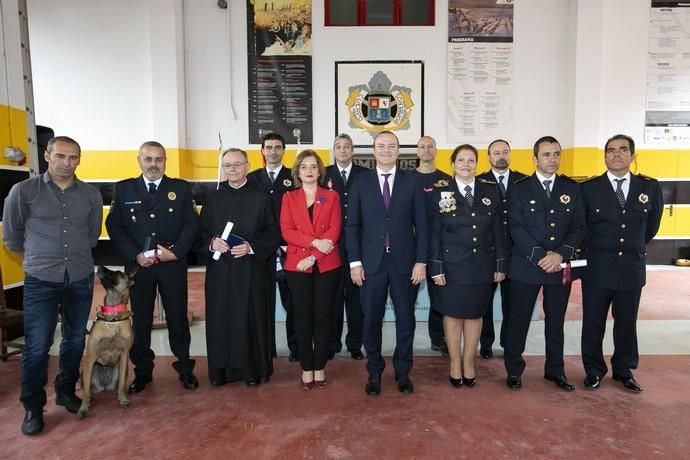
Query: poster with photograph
645 1 690 144
335 61 424 148
447 0 514 144
247 0 313 144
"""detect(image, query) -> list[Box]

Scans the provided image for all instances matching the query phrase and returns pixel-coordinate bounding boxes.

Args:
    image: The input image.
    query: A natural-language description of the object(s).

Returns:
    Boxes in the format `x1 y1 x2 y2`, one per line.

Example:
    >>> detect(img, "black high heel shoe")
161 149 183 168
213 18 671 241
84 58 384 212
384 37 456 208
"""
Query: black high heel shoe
448 376 463 388
462 375 476 387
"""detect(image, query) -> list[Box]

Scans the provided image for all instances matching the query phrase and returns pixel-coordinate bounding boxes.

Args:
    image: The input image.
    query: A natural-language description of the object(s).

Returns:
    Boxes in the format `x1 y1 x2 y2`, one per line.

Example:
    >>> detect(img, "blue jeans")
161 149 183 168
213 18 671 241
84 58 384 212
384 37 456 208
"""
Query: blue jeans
20 273 94 410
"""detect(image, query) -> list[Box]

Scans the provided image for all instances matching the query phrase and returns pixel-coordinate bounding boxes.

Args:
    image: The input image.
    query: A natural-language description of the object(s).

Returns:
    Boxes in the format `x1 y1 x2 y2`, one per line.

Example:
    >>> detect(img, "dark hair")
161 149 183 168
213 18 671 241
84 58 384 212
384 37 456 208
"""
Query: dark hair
261 132 286 149
604 134 635 155
292 149 326 188
533 136 560 157
451 144 478 163
487 139 511 154
139 140 166 155
373 130 399 147
333 133 353 150
46 136 81 156
221 148 248 162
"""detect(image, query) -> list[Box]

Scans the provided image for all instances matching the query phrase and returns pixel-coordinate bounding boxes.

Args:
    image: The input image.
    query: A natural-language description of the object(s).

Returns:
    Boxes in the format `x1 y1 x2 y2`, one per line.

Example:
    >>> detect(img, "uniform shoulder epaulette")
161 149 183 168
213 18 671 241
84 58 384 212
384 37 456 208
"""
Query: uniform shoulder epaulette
477 178 496 185
514 175 530 184
558 173 577 183
638 173 658 181
433 179 449 188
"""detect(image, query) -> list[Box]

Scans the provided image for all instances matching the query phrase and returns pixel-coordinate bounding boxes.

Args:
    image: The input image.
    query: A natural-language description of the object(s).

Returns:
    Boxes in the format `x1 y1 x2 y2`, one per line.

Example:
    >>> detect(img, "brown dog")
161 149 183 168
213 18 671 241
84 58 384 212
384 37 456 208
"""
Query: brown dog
77 266 136 419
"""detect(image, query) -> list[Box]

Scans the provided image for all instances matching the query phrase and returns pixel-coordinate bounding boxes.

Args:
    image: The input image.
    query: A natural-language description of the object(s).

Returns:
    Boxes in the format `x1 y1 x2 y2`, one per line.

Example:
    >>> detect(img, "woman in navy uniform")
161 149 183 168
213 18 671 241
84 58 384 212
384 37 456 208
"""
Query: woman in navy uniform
429 144 508 388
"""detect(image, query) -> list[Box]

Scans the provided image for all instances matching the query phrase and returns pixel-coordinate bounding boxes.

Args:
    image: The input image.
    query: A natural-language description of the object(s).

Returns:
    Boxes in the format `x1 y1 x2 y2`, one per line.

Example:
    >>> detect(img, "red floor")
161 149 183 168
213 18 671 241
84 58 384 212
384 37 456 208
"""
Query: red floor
89 269 690 321
1 355 689 459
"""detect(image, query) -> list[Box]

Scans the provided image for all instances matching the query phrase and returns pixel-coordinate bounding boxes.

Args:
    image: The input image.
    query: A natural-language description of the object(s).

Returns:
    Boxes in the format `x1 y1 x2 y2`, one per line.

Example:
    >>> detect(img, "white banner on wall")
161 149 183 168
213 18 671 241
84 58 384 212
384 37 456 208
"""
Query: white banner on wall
644 1 690 144
447 0 514 145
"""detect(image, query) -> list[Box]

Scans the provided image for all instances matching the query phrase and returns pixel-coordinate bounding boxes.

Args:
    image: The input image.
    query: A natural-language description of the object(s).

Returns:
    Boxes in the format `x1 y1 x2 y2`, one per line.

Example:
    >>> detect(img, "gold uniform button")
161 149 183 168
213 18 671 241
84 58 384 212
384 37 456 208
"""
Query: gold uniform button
472 225 477 229
619 238 624 243
618 251 623 256
471 212 476 217
472 237 477 242
472 248 477 253
152 232 156 236
550 223 555 227
621 224 626 229
503 209 508 213
622 210 626 214
169 208 173 212
150 213 155 218
550 210 555 214
549 236 555 241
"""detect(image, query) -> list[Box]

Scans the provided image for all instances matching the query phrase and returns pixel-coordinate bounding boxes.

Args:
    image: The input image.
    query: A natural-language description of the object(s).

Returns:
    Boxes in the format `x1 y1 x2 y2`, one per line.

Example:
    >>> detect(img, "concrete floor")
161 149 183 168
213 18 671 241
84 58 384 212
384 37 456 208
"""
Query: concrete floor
1 266 689 458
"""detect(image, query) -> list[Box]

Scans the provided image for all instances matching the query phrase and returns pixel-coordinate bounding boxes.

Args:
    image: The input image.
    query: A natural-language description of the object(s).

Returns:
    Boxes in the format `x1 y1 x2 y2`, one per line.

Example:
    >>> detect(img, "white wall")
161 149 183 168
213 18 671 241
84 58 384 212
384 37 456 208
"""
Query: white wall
26 0 663 153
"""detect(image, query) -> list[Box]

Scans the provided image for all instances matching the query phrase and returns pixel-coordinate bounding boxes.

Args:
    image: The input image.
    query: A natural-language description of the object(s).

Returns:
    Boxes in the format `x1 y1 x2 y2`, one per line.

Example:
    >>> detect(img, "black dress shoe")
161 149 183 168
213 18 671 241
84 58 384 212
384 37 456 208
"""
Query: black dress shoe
448 376 463 388
209 379 227 387
128 376 152 394
613 375 643 393
479 348 493 359
288 351 299 362
179 372 199 390
21 409 44 436
431 343 449 357
397 375 414 394
506 375 522 389
246 379 261 388
350 350 364 360
56 392 82 414
462 375 476 388
583 375 602 390
544 375 575 392
365 374 381 396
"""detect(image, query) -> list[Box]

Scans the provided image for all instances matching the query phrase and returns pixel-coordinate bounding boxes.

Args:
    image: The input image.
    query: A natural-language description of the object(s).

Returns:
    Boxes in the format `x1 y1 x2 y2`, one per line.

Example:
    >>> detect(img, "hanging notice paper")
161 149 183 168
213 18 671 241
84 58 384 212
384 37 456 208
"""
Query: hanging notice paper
447 0 514 144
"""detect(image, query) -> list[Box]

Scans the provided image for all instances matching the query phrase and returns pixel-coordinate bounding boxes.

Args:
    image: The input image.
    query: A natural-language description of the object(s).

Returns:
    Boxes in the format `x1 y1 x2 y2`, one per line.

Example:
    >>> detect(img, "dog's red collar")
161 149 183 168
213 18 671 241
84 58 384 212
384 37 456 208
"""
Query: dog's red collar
100 304 128 314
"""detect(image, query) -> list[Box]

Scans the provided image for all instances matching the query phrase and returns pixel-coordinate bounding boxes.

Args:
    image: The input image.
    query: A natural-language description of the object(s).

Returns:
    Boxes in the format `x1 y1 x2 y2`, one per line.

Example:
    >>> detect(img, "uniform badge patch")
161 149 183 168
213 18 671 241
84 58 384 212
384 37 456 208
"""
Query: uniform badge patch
168 192 176 201
283 179 292 187
439 191 457 213
481 197 491 206
638 193 648 204
560 194 570 204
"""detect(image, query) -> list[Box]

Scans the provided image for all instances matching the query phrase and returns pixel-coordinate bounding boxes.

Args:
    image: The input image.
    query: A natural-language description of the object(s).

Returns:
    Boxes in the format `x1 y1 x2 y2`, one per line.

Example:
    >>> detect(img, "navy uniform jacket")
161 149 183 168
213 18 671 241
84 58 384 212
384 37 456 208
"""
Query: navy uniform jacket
477 169 528 239
346 169 428 275
325 163 368 260
247 166 295 224
580 173 663 291
508 174 586 285
429 178 508 285
106 175 199 262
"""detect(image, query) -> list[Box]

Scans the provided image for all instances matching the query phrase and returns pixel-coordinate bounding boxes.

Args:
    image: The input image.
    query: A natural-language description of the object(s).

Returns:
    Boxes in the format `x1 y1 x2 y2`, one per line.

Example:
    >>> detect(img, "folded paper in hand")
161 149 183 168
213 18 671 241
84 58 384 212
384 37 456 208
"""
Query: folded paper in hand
559 259 587 269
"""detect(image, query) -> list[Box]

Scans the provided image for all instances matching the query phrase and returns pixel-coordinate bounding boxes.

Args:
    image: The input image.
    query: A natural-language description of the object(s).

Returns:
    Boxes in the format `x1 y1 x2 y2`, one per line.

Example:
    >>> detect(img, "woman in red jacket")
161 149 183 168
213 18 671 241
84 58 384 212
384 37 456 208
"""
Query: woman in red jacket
281 150 342 389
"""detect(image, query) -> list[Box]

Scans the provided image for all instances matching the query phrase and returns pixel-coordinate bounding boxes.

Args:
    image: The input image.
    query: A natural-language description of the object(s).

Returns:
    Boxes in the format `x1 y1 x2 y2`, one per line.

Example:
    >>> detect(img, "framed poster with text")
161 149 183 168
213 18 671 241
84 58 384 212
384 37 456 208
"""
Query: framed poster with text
335 60 424 148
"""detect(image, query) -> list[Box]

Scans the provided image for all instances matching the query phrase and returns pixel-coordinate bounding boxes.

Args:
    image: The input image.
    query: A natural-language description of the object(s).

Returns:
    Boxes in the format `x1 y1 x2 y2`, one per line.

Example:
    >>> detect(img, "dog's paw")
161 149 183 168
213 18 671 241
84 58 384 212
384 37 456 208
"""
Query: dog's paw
119 399 132 409
76 409 88 420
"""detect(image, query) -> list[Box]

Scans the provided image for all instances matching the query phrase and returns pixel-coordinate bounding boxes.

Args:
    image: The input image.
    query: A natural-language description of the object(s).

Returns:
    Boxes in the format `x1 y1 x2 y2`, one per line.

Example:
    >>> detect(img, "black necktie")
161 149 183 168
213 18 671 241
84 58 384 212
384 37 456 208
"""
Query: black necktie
464 185 473 207
543 179 552 199
148 182 157 195
614 178 626 207
269 171 276 184
498 175 506 196
341 169 348 184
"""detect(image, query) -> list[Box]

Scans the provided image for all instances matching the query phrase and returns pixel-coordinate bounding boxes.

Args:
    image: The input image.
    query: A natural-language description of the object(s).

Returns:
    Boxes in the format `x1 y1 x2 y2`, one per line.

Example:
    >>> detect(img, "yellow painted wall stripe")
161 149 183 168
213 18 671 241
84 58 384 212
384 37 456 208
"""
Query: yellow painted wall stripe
0 104 30 168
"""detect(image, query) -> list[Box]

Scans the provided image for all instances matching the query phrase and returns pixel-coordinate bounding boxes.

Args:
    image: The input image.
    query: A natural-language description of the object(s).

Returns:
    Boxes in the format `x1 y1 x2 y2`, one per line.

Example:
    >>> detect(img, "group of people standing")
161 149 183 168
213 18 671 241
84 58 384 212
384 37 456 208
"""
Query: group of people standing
4 131 663 437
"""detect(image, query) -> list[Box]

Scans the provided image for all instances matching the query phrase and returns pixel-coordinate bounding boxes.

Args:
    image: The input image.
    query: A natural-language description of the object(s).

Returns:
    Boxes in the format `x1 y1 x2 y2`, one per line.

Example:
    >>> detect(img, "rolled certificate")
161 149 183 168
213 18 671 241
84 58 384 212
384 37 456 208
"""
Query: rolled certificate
212 221 234 261
560 259 587 269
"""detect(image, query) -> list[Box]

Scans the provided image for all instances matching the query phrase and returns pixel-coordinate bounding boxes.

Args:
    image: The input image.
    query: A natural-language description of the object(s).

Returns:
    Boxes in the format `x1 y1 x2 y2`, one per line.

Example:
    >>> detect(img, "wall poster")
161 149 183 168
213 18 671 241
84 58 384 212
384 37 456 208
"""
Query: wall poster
247 0 313 145
645 1 690 144
335 60 424 148
447 0 514 144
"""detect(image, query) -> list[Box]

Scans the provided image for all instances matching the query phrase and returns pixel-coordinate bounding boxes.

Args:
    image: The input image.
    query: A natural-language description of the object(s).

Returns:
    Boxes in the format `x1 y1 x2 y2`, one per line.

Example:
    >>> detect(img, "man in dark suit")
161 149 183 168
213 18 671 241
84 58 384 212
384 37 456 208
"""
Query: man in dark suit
580 134 663 393
247 133 298 361
477 139 528 358
347 131 428 395
412 135 451 357
106 141 200 393
503 136 586 392
325 133 367 360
